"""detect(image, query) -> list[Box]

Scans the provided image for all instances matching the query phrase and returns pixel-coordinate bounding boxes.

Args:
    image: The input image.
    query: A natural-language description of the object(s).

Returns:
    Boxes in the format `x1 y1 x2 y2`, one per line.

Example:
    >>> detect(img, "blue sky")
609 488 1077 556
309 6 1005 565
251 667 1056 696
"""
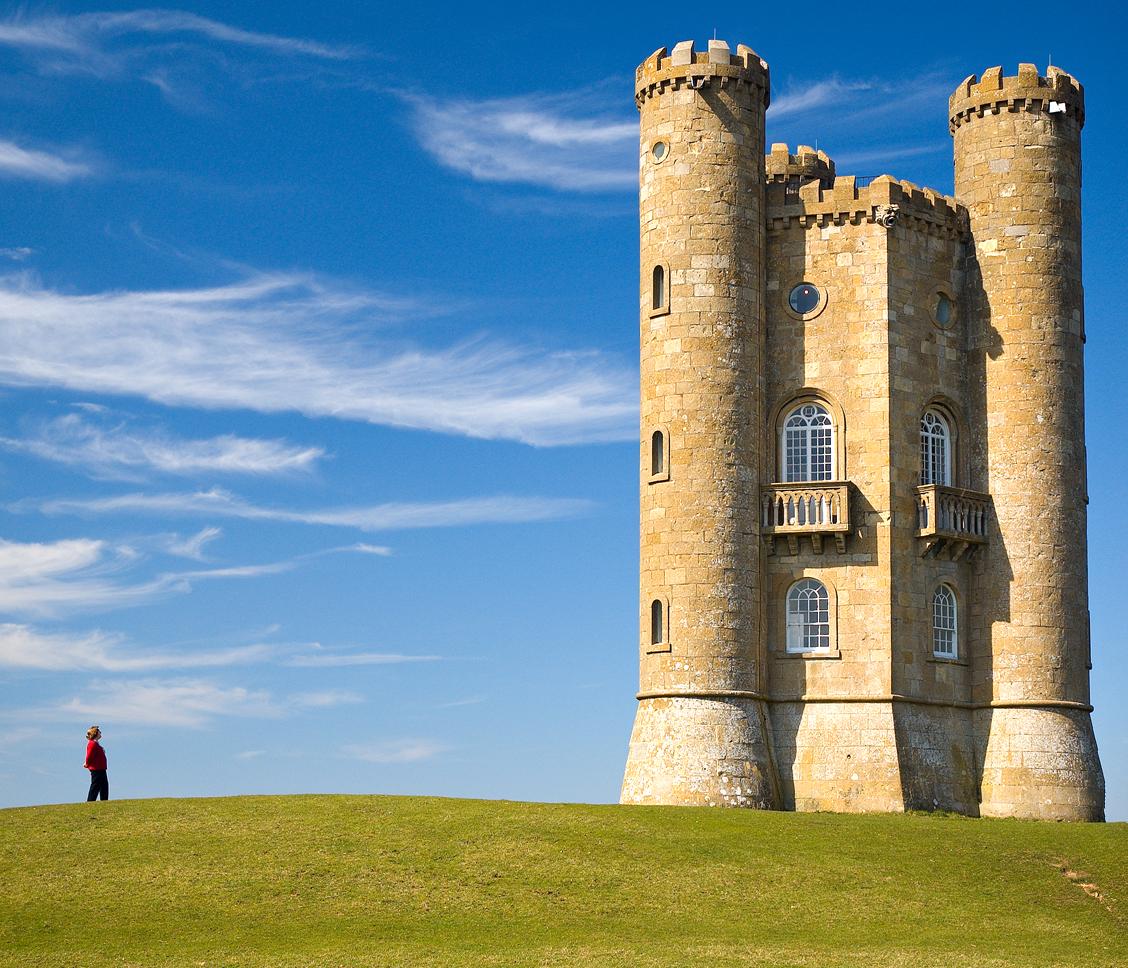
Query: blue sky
0 1 1123 820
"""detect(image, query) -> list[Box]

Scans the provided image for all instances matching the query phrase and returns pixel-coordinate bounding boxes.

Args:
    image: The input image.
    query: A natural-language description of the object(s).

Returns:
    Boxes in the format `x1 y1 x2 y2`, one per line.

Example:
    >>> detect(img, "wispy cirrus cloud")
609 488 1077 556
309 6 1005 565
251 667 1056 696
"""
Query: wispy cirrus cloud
403 90 636 192
0 411 325 479
0 622 270 672
291 689 363 708
0 271 635 445
0 138 92 181
25 488 593 533
21 676 369 727
766 72 951 177
0 9 354 72
341 738 446 764
163 526 223 561
51 677 279 727
0 535 388 618
288 651 440 668
769 77 876 120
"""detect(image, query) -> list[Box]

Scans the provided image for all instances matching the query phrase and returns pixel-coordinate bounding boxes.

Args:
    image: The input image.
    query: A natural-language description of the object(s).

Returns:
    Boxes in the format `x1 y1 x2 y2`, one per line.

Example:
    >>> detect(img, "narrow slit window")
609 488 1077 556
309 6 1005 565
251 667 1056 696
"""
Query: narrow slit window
651 430 664 477
652 265 666 311
650 599 665 646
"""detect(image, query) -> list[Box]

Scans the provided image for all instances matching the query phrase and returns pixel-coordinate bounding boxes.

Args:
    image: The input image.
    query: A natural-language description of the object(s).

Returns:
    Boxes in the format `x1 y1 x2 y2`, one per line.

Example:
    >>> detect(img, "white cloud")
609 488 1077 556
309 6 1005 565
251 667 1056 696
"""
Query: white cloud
0 247 34 261
0 412 325 478
235 749 265 759
341 739 446 764
0 535 386 618
288 651 440 668
28 488 593 533
404 91 636 192
164 526 223 561
0 139 91 182
769 77 875 120
0 622 270 671
52 677 278 727
0 9 354 71
290 689 363 708
0 271 635 445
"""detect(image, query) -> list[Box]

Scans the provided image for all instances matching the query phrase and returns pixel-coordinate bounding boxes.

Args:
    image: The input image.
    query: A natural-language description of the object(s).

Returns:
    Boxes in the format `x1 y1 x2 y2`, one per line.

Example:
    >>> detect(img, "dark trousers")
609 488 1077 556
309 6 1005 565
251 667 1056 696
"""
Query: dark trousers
86 769 108 802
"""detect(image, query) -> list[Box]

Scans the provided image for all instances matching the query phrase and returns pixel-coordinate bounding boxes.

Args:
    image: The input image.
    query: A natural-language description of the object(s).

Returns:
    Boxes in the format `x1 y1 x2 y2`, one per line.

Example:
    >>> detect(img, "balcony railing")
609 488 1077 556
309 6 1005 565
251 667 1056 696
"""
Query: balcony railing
761 482 851 555
915 484 990 559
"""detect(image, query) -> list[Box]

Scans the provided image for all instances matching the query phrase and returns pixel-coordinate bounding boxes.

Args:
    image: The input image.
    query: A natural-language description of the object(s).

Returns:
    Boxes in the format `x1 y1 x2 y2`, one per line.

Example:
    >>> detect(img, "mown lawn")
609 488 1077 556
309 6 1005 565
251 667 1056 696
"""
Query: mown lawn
1 795 1125 967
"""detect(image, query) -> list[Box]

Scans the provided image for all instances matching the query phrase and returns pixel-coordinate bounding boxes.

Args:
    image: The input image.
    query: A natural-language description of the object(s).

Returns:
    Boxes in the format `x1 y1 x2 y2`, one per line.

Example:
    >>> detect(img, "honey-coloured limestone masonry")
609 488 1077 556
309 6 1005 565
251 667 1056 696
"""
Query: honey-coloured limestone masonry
621 40 1105 821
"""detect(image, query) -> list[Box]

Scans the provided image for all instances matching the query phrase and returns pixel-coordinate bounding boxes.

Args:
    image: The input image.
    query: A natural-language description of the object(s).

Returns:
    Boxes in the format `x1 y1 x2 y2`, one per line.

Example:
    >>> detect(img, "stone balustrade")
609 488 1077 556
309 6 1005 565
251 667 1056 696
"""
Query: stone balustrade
915 484 991 559
761 481 850 554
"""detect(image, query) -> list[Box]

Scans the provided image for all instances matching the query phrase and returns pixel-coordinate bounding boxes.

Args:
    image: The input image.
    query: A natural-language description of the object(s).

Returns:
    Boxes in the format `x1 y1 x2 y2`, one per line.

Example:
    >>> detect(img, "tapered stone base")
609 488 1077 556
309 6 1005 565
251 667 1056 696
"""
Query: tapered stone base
976 707 1105 821
620 696 779 808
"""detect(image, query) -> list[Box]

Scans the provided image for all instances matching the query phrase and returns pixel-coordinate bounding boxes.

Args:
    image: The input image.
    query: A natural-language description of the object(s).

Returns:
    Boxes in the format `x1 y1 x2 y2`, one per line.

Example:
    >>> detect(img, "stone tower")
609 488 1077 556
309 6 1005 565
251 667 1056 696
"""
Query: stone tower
951 67 1104 820
621 40 779 808
621 41 1105 821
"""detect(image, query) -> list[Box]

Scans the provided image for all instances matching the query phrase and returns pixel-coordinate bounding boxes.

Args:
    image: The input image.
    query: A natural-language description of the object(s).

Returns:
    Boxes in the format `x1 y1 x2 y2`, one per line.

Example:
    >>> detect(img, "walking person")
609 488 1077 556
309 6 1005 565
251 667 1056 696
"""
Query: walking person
84 725 108 802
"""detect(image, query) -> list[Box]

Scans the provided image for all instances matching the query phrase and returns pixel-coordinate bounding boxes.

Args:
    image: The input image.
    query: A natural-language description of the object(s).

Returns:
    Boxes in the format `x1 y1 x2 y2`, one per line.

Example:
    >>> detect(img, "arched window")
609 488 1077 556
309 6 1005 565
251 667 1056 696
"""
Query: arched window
920 409 951 486
932 585 957 658
651 430 664 477
782 403 835 482
651 265 666 311
786 578 830 652
650 599 665 647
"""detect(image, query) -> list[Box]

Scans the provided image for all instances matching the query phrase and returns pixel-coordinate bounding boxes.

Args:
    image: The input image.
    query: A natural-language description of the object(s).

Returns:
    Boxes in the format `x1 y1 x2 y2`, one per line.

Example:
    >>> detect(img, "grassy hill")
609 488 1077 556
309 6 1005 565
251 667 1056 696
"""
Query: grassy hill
1 795 1125 967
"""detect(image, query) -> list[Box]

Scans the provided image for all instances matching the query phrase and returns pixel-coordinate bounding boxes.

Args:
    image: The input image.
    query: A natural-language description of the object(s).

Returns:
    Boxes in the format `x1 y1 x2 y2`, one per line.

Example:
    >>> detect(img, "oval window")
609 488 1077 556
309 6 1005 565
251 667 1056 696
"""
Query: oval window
935 293 953 328
788 283 821 315
651 141 668 162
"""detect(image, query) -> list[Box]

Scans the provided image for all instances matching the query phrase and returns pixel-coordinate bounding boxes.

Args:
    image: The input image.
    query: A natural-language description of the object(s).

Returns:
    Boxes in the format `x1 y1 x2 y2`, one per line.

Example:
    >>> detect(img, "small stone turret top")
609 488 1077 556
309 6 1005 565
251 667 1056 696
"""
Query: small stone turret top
949 64 1084 130
765 143 835 188
635 39 770 108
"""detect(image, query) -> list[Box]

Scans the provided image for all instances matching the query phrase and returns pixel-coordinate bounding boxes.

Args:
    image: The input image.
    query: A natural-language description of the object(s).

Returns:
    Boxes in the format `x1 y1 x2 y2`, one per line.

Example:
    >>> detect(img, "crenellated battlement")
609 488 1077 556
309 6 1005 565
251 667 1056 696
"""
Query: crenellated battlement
635 39 770 109
766 173 966 236
949 64 1084 131
765 143 835 188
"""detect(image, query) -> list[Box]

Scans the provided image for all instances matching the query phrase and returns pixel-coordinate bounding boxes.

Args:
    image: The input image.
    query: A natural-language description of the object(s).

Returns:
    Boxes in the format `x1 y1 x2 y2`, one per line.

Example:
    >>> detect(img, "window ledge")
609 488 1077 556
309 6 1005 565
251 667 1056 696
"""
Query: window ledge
648 305 670 319
647 471 670 484
928 655 967 667
776 648 841 660
645 643 671 654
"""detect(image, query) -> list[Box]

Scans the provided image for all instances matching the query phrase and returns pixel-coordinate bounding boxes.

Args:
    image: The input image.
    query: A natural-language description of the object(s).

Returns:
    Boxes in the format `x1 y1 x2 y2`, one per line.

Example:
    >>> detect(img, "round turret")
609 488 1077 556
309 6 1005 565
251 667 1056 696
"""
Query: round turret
765 143 836 189
621 39 779 809
951 64 1103 821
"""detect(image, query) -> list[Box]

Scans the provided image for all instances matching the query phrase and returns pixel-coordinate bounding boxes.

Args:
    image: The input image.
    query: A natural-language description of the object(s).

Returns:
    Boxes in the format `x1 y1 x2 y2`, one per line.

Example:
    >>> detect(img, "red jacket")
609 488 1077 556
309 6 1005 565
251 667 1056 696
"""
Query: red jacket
85 740 107 771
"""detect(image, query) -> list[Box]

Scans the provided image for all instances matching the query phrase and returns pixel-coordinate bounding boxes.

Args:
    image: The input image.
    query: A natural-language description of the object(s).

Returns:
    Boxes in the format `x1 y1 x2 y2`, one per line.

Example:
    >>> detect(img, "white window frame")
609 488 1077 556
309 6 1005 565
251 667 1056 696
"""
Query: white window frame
920 409 952 486
786 578 831 653
932 584 958 659
781 403 836 483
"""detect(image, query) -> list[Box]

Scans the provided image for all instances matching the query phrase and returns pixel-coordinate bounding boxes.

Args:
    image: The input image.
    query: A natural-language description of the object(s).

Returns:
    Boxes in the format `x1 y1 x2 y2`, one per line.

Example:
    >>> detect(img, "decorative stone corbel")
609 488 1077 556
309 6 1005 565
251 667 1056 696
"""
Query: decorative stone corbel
874 204 900 228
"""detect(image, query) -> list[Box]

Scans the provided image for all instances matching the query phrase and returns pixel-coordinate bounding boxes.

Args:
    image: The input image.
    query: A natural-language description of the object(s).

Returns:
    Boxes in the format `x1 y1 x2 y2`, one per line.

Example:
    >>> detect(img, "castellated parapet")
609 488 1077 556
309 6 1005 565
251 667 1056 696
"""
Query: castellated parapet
621 44 1105 821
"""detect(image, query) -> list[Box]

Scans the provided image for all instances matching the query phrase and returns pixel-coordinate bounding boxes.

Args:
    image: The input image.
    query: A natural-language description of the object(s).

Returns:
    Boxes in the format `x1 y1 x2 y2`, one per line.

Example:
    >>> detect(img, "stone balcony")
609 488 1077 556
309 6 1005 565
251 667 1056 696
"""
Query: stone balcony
761 481 851 555
915 484 991 559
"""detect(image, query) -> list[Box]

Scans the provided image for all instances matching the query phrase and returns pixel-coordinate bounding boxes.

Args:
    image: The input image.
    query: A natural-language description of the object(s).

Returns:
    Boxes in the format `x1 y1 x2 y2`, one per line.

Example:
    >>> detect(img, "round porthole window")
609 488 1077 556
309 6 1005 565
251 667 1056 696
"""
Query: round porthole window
788 282 822 315
651 141 669 163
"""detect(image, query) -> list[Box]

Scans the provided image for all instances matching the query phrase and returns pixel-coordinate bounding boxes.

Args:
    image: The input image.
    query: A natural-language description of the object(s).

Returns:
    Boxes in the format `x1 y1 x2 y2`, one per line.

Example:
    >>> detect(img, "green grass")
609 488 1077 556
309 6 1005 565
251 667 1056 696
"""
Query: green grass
1 795 1125 967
